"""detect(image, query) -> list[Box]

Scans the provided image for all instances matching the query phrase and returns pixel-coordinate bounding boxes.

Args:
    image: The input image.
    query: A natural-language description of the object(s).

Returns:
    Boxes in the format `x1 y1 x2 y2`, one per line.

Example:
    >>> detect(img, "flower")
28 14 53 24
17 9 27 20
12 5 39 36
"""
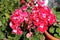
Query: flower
21 5 28 11
10 8 28 35
26 32 33 38
10 22 23 35
36 20 48 33
10 0 56 36
48 14 56 25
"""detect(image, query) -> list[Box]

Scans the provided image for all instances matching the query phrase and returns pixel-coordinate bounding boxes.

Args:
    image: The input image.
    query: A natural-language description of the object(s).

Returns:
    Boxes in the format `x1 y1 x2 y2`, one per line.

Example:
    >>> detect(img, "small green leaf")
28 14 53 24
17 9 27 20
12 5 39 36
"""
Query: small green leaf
1 26 6 31
14 35 21 40
0 31 5 39
8 36 13 40
0 21 2 26
54 34 59 38
49 26 55 33
56 28 60 33
56 12 60 20
5 13 10 18
54 34 60 38
59 33 60 36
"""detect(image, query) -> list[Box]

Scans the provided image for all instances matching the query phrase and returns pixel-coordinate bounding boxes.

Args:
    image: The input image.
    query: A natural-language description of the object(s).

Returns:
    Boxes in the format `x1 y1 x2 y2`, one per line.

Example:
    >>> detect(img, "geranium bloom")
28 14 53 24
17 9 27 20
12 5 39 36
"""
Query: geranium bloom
21 5 28 11
31 2 56 33
26 32 33 38
36 20 48 33
10 8 28 35
9 0 56 36
48 14 56 25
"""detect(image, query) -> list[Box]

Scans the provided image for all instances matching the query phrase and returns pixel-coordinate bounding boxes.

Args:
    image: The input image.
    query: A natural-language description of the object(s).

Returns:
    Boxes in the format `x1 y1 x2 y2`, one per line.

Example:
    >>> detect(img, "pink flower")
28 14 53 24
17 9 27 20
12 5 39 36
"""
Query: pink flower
48 14 56 25
10 8 28 35
33 18 40 26
37 25 48 33
21 5 28 11
31 4 56 33
12 28 23 35
26 32 33 38
37 0 45 7
10 22 23 35
36 20 48 33
10 0 57 35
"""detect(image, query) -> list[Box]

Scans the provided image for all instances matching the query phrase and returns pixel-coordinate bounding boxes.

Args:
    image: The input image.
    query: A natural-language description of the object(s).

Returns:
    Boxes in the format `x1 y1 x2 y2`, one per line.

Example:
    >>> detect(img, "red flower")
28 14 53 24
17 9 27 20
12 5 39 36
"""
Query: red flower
48 14 56 25
12 28 23 35
10 0 57 35
10 21 23 35
10 8 28 35
36 20 48 33
37 0 45 7
33 18 40 26
21 5 28 11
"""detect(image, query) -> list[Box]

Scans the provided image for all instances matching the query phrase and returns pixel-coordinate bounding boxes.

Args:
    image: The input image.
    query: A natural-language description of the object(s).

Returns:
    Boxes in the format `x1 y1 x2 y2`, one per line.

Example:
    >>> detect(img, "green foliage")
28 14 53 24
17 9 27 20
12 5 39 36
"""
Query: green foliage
0 0 21 40
49 26 55 33
29 31 44 40
56 28 60 33
0 30 5 39
56 12 60 20
49 25 60 38
18 29 44 40
54 34 59 38
49 21 60 38
52 8 60 20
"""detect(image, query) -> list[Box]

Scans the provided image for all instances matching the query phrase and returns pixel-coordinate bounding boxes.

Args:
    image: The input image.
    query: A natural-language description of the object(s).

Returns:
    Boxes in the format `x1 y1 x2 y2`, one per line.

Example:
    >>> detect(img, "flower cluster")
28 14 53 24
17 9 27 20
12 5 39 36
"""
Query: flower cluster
31 5 56 33
10 8 28 35
9 0 56 38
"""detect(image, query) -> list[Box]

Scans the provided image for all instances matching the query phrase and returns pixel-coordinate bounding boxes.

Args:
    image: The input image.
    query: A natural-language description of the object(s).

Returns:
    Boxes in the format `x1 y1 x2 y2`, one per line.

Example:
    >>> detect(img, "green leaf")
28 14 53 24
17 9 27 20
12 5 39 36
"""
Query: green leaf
49 26 55 33
8 36 13 40
54 34 60 38
0 31 5 39
0 21 2 26
56 28 60 33
54 34 59 38
1 25 6 31
58 33 60 36
56 12 60 20
14 35 21 40
5 13 10 18
29 31 44 40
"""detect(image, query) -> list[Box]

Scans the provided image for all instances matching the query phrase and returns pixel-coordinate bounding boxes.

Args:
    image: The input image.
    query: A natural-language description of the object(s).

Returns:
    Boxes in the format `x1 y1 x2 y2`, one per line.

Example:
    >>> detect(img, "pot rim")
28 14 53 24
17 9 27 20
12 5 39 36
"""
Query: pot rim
44 31 60 40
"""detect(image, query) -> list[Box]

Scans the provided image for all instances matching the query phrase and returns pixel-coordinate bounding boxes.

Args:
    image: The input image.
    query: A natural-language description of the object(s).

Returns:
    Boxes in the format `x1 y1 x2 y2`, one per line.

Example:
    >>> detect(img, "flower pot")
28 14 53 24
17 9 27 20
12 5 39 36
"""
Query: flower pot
44 31 60 40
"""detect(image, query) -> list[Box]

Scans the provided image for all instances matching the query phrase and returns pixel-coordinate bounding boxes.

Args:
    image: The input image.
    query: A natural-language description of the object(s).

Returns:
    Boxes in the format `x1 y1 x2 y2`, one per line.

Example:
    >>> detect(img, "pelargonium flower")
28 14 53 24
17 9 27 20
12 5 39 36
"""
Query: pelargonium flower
48 14 56 25
31 2 56 33
21 5 28 11
36 20 48 33
9 0 56 35
26 32 33 38
10 8 28 35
